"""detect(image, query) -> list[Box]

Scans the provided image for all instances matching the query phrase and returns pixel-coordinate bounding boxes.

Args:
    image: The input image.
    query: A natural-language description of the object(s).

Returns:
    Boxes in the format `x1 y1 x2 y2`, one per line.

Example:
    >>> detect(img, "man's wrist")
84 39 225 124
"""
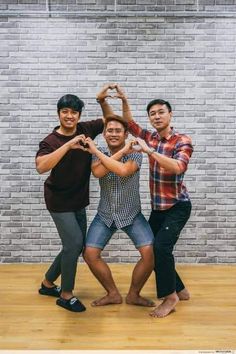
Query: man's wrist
147 147 155 156
65 141 72 150
96 97 105 103
119 147 125 156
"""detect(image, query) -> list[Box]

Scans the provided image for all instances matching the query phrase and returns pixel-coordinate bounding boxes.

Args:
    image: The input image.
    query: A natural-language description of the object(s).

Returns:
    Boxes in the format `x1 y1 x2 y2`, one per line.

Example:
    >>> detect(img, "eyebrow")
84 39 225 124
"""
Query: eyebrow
150 108 166 114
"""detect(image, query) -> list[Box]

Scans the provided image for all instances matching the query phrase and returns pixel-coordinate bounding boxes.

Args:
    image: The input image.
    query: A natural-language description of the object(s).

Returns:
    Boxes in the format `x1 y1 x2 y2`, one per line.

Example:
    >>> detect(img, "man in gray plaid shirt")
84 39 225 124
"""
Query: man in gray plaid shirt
83 87 155 307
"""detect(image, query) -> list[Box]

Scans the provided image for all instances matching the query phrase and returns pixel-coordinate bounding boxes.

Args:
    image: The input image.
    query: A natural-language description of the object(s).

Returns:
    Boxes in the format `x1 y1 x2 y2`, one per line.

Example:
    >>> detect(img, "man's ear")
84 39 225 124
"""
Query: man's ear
125 130 129 139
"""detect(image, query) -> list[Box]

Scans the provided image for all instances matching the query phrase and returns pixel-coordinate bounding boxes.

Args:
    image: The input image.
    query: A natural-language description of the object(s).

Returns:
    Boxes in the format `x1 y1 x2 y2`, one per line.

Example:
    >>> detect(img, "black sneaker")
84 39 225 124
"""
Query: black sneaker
38 283 61 298
56 297 86 312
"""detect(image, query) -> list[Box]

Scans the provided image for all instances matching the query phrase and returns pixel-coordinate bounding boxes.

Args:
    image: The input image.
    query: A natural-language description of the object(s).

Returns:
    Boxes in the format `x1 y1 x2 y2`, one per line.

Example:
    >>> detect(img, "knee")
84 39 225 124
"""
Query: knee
83 247 99 265
140 246 155 268
154 241 172 258
63 240 83 258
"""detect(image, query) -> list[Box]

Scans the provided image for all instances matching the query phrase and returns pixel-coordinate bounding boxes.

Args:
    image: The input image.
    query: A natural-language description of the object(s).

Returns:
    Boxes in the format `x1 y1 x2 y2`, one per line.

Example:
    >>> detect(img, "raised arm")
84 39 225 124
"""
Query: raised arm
113 84 152 143
114 84 133 123
96 84 116 118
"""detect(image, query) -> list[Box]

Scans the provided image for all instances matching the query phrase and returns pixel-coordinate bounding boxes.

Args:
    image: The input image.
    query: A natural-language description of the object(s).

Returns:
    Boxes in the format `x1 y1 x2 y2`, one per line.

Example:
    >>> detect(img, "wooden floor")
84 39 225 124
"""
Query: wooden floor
0 263 236 350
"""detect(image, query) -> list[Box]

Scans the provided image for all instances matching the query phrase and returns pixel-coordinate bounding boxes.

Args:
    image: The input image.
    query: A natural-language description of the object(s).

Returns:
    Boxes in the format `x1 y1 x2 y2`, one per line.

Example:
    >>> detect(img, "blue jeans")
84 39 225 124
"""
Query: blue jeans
86 212 154 249
45 209 87 292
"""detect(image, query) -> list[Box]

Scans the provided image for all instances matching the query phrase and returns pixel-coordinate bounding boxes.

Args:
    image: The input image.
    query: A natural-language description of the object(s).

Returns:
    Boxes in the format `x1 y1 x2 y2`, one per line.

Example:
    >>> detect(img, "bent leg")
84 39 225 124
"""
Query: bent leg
149 202 192 317
84 215 122 306
84 247 122 306
44 251 62 285
123 213 155 307
47 210 86 299
126 245 155 307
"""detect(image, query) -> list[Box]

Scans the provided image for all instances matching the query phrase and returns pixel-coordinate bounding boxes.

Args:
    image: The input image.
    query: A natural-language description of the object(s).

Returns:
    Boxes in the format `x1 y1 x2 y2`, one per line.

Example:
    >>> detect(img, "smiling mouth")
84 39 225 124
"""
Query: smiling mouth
108 138 120 143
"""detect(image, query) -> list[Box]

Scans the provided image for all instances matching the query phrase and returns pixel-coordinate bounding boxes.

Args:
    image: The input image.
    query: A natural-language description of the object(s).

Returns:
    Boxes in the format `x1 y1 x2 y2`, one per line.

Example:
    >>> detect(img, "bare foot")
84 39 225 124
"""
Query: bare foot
177 288 190 301
91 293 122 306
149 294 179 318
126 294 156 307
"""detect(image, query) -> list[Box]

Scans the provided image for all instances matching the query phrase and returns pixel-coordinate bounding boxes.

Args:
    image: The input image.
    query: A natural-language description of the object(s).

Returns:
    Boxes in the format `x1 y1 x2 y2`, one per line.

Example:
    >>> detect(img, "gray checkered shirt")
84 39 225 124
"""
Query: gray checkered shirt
93 146 142 228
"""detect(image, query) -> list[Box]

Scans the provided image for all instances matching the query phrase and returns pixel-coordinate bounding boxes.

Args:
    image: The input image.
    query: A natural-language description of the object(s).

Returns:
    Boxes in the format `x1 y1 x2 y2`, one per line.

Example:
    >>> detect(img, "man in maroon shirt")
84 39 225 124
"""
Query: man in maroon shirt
36 94 104 312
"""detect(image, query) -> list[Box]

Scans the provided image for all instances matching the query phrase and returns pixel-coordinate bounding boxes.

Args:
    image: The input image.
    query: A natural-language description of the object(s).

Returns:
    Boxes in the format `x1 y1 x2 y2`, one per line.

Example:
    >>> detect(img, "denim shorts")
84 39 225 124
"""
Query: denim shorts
86 212 154 249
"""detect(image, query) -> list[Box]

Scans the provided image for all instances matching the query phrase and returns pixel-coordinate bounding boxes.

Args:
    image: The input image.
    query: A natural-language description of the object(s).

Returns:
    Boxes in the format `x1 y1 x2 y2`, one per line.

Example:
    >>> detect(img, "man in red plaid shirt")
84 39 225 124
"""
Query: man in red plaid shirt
108 84 194 318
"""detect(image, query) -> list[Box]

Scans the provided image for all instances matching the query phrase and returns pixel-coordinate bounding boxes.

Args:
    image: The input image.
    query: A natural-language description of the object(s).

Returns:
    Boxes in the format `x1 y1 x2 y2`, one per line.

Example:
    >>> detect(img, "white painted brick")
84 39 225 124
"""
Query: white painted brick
0 6 236 264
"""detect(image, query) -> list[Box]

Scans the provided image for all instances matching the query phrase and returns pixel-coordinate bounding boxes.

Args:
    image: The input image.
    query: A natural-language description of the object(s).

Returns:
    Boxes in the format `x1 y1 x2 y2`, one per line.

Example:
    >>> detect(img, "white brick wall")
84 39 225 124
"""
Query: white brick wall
0 1 236 263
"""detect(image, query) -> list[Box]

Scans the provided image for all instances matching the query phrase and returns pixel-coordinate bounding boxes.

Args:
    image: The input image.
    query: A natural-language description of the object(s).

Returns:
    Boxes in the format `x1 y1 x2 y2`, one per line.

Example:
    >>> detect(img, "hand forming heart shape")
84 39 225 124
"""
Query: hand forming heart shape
96 83 125 102
131 141 142 151
78 139 89 149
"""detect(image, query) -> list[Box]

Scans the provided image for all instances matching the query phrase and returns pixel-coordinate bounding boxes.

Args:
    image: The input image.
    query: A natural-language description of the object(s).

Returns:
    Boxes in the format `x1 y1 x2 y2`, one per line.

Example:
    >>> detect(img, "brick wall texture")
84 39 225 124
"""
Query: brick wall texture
1 0 236 263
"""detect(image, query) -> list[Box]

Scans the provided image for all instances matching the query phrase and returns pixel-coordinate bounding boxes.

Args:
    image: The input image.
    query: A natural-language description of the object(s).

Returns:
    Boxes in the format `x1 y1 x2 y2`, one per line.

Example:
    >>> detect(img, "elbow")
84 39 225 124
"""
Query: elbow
36 163 46 175
92 171 102 178
175 167 182 175
35 158 46 174
117 168 129 177
175 162 186 175
36 167 44 174
92 169 107 178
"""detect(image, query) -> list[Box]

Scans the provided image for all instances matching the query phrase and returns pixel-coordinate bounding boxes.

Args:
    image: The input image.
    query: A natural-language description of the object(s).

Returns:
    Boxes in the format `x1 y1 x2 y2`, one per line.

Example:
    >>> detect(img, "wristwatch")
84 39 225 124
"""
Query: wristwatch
147 147 155 156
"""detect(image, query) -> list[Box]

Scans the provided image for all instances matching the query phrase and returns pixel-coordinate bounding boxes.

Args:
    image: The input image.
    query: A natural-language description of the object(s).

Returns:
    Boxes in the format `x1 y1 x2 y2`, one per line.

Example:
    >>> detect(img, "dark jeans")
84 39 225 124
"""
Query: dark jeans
149 201 192 298
45 209 87 292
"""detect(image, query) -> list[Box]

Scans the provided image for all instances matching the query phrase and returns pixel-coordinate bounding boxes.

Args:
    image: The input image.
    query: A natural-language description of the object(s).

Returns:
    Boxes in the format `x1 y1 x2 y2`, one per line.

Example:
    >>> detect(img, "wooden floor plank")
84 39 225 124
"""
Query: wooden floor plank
0 263 235 350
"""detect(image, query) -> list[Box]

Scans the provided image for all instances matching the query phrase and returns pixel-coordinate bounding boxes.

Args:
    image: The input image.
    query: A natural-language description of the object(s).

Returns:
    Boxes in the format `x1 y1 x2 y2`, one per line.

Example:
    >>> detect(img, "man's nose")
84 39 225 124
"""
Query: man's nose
67 112 73 118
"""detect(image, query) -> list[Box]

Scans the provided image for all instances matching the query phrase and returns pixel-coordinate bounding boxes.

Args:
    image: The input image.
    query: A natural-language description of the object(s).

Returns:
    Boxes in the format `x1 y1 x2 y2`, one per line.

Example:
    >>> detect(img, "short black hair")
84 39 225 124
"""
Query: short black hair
104 114 128 132
146 99 172 114
57 94 85 114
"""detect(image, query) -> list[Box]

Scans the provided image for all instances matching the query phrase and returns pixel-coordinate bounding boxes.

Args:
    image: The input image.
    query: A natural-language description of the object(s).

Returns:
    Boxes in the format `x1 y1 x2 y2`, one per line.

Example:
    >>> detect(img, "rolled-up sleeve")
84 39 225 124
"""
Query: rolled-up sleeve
174 135 193 173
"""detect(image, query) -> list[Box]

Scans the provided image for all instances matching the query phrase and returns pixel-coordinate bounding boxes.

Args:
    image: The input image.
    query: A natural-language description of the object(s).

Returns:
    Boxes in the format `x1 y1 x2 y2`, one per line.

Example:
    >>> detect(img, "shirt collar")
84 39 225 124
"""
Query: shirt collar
156 127 176 142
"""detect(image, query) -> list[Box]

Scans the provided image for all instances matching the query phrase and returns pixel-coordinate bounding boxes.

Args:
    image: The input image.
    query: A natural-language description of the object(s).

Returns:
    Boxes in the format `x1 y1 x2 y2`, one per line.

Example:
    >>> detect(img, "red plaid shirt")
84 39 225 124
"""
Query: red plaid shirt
128 120 193 210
